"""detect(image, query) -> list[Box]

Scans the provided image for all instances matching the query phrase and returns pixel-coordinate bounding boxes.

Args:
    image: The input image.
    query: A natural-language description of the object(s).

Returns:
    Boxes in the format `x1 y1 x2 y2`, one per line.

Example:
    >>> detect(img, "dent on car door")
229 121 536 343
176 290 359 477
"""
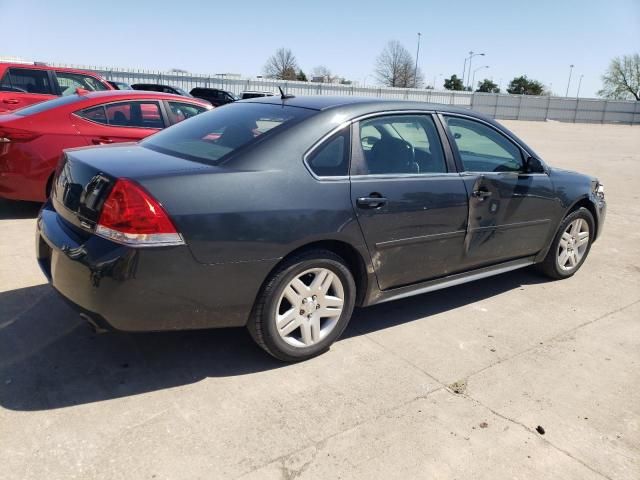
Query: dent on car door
442 114 558 267
350 114 469 290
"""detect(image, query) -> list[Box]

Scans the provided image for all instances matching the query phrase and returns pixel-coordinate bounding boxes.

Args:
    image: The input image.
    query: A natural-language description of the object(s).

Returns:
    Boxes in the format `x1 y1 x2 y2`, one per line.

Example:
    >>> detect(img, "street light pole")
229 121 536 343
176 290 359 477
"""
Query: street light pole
466 51 486 89
472 66 490 91
576 74 584 98
565 64 574 97
462 57 468 84
414 32 421 88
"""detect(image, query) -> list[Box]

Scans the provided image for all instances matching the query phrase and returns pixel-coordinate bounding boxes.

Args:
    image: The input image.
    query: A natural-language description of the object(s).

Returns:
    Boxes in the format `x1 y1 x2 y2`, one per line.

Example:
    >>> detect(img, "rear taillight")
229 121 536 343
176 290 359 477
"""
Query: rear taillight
0 127 40 143
95 179 184 247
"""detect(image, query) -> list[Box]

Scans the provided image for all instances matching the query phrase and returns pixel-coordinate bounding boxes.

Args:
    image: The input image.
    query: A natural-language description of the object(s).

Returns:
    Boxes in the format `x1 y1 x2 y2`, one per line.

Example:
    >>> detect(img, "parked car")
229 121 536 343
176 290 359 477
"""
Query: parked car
108 80 133 90
239 90 275 99
131 83 193 97
0 90 211 202
36 96 605 361
0 62 113 113
190 87 237 106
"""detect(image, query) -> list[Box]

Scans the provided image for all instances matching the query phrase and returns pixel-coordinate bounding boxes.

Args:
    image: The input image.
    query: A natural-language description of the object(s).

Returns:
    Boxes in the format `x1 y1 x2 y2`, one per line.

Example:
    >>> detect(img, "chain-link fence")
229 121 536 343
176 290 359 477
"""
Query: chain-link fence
55 63 640 125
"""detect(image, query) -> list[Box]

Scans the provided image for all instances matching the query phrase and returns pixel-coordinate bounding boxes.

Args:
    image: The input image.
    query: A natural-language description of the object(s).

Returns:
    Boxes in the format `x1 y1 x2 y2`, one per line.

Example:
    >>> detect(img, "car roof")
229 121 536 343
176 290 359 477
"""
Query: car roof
240 95 483 117
78 90 210 104
0 62 105 77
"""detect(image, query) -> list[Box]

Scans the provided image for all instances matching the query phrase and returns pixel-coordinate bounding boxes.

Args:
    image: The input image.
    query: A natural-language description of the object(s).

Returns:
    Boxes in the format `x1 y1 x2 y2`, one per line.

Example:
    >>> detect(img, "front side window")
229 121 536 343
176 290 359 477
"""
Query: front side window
358 115 446 175
2 68 54 95
168 101 208 124
142 103 314 165
307 129 349 177
444 116 523 173
56 72 108 95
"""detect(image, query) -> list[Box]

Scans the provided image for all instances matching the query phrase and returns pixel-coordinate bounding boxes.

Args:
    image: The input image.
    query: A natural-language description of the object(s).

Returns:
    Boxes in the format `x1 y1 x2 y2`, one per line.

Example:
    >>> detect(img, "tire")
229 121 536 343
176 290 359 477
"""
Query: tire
248 249 356 362
536 207 595 280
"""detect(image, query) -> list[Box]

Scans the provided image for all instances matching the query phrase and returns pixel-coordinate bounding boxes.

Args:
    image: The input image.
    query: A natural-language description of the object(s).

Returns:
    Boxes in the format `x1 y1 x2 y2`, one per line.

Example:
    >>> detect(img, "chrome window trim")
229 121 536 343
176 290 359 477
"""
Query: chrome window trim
72 99 169 130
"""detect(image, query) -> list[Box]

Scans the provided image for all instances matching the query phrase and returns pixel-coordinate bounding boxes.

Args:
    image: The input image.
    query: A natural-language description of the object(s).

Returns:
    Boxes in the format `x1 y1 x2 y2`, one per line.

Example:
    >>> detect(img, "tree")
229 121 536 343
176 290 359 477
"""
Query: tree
507 76 545 95
263 48 298 80
476 79 500 93
374 40 424 88
598 53 640 101
312 65 337 83
443 74 464 91
296 69 308 82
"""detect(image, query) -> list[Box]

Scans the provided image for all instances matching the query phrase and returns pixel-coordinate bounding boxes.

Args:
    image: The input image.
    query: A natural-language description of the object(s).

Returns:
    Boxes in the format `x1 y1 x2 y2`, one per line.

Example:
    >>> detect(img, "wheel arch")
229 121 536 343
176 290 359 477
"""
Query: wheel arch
565 196 599 241
257 240 371 308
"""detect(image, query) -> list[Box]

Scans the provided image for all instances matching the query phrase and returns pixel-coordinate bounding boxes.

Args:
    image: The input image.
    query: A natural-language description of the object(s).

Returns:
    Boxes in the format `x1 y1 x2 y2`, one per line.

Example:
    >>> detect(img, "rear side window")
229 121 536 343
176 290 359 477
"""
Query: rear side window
77 101 164 128
56 72 108 95
142 103 314 165
0 68 54 95
307 129 349 177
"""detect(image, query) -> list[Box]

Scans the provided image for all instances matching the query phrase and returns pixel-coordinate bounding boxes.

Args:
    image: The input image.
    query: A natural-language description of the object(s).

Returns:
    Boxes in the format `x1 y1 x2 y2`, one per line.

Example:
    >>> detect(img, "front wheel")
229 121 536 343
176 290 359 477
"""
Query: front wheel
537 207 595 279
248 250 356 362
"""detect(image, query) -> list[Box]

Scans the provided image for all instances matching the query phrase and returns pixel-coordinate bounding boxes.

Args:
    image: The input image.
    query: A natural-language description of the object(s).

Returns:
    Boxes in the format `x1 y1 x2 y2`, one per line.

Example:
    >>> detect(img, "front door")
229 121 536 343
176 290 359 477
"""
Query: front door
442 114 557 268
350 113 469 290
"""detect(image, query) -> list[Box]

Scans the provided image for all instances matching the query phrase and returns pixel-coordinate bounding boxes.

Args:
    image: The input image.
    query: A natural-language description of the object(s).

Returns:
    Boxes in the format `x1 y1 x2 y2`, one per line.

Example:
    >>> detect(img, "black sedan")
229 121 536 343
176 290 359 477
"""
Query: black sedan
37 96 606 361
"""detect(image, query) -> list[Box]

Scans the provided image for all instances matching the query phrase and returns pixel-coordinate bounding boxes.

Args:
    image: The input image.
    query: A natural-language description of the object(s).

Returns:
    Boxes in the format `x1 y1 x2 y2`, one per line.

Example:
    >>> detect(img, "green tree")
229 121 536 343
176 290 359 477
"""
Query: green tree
476 79 500 93
598 53 640 100
263 48 299 80
443 74 464 91
507 76 545 95
296 69 308 82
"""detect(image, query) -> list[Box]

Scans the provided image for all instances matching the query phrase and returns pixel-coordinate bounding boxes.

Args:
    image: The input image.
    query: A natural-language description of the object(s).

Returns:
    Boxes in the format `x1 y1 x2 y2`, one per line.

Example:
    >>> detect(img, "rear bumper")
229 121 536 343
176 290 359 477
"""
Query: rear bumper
36 202 277 332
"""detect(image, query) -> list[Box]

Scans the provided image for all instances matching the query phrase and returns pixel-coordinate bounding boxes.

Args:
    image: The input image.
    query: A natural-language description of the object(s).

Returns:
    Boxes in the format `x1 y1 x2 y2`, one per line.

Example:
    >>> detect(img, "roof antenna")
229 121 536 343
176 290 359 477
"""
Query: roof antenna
278 86 295 100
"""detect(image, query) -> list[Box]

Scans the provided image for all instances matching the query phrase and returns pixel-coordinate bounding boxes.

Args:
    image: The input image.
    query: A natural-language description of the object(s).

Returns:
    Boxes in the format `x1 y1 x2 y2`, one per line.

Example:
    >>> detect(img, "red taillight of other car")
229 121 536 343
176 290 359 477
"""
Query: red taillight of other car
96 178 184 247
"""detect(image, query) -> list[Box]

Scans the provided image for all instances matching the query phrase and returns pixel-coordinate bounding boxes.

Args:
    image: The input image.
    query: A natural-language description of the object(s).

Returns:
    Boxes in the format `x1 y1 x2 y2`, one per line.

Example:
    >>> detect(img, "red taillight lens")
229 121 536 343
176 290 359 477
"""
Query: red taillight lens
96 179 184 247
0 126 40 143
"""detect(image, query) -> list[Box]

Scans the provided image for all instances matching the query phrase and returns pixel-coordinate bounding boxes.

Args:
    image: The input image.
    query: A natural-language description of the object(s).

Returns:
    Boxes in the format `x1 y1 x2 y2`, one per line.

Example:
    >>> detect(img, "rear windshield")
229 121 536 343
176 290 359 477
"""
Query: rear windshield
14 94 83 116
141 103 314 165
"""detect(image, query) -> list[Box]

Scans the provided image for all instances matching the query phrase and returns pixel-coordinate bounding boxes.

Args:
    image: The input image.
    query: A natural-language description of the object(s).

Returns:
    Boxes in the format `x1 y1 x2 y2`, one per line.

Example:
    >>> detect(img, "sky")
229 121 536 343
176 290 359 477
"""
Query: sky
2 0 639 98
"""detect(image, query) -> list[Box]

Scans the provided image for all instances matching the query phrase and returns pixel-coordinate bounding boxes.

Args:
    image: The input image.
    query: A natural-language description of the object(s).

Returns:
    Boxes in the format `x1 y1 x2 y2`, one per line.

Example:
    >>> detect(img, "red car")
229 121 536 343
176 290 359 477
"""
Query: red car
0 62 114 113
0 90 212 202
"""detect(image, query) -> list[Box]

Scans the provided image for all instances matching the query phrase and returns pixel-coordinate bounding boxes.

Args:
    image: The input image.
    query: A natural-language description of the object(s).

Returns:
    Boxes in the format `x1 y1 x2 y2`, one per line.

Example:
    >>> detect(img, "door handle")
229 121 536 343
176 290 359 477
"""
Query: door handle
92 137 114 145
3 99 19 104
357 196 387 209
472 189 492 199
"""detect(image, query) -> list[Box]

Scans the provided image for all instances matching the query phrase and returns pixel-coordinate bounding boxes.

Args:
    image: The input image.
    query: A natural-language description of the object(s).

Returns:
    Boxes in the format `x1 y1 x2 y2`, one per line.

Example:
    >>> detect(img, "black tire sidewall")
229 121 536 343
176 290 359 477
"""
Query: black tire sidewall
548 208 595 278
260 255 356 361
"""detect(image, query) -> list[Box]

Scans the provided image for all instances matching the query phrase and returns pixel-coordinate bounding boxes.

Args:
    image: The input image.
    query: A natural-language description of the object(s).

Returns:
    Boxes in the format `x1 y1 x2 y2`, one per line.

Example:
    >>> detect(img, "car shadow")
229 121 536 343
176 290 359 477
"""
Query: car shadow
0 199 41 220
0 269 549 411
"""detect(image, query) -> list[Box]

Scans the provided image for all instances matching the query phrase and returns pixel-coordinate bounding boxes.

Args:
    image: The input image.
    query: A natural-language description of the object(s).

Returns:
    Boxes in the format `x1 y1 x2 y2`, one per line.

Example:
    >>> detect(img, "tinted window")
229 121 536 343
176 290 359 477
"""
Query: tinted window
168 102 208 124
2 68 54 95
359 115 446 174
104 101 164 128
77 105 107 123
142 103 314 165
307 129 349 177
445 116 523 172
14 94 84 116
56 72 108 95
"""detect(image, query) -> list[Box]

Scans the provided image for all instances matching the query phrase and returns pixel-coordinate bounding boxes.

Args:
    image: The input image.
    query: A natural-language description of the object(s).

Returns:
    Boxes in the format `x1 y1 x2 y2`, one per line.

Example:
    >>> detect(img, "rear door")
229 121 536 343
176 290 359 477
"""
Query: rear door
74 100 167 145
441 114 556 268
0 67 57 112
350 113 469 290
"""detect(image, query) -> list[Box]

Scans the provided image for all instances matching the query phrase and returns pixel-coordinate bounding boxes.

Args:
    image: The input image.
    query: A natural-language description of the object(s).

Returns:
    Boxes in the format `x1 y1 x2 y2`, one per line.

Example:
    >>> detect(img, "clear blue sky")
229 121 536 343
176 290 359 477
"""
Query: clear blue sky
2 0 639 97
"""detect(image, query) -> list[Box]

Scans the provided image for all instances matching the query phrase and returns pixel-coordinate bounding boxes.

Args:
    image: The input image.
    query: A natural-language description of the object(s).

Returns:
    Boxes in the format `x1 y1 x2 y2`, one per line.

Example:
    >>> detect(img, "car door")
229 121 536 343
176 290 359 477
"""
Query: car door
74 100 166 145
350 113 469 290
164 101 209 124
441 114 557 268
0 67 57 112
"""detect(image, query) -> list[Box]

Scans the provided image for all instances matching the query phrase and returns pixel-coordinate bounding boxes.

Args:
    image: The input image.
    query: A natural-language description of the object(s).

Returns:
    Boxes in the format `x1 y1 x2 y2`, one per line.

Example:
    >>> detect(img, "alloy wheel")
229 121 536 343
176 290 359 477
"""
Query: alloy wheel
275 268 345 348
557 218 590 271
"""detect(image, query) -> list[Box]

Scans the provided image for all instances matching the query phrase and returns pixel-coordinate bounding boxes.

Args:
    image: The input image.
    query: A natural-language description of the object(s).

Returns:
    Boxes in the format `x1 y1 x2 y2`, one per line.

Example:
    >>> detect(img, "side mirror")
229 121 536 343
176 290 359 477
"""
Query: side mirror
524 156 544 174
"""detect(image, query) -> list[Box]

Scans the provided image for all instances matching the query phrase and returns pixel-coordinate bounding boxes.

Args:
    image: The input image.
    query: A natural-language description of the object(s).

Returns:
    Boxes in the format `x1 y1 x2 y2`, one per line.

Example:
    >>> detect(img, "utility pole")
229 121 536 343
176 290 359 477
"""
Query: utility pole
565 64 574 97
576 74 584 98
414 33 421 88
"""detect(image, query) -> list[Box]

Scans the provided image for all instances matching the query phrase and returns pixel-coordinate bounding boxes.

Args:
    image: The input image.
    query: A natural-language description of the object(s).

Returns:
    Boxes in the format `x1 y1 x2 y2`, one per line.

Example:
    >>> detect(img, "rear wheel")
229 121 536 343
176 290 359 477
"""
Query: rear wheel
248 250 356 362
537 207 595 279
